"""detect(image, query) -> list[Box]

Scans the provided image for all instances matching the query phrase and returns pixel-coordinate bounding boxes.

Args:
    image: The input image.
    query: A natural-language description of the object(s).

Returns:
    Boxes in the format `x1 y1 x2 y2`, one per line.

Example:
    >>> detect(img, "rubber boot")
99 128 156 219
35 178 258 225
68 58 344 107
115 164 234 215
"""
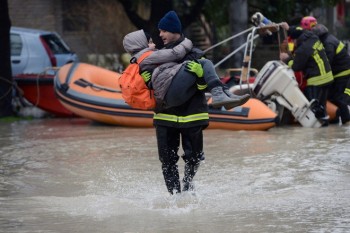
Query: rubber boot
223 88 251 109
182 162 200 192
210 86 250 110
162 164 181 195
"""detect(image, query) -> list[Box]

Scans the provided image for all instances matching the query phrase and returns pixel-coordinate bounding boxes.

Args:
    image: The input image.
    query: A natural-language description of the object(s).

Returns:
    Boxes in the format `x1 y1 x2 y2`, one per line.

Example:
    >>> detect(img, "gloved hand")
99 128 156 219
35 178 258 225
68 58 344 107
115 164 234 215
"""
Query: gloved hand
141 70 151 83
251 12 272 27
185 60 203 78
251 12 264 26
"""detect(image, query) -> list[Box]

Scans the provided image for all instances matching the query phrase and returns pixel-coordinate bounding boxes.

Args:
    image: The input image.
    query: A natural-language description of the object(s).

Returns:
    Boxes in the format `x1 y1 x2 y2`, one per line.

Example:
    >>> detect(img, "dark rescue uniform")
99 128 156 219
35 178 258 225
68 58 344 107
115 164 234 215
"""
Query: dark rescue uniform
153 37 209 194
285 30 333 120
315 25 350 124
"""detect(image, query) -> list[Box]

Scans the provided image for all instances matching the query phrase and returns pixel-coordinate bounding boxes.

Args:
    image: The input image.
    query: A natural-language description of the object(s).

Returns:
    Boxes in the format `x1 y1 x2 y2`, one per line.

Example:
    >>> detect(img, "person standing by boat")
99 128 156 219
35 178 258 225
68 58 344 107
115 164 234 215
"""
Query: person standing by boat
279 25 333 126
283 17 350 125
310 23 350 125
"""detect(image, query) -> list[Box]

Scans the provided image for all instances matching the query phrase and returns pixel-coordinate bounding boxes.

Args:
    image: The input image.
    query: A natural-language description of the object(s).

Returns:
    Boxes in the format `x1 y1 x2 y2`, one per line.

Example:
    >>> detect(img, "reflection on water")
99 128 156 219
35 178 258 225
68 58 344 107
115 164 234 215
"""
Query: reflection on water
0 118 349 232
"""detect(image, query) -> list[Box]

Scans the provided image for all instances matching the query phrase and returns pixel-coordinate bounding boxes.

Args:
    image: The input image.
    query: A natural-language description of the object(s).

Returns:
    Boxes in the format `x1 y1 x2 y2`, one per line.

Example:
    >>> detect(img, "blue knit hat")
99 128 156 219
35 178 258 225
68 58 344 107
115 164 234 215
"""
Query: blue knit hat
158 11 182 33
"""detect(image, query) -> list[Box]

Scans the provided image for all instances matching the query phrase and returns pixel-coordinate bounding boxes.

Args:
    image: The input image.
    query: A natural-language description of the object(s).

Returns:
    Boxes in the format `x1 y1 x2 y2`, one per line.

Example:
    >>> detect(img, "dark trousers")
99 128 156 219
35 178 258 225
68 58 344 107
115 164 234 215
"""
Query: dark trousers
304 84 330 119
328 76 350 124
155 125 204 194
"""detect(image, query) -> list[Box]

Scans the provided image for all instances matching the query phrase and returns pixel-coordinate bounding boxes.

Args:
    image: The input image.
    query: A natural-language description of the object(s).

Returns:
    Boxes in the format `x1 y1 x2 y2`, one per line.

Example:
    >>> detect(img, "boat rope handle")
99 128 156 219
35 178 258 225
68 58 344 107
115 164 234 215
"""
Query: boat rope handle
32 67 60 106
0 76 16 100
74 78 121 93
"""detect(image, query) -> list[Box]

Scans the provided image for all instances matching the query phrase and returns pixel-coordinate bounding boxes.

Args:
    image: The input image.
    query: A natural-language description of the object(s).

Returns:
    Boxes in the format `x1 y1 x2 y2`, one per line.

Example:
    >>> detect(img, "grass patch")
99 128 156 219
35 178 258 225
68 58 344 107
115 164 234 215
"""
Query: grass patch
0 116 33 123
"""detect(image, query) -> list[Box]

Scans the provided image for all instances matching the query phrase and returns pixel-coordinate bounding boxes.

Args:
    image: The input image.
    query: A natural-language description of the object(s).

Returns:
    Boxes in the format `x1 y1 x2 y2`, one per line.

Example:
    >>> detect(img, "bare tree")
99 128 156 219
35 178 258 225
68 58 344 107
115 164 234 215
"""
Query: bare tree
118 0 206 48
0 0 13 117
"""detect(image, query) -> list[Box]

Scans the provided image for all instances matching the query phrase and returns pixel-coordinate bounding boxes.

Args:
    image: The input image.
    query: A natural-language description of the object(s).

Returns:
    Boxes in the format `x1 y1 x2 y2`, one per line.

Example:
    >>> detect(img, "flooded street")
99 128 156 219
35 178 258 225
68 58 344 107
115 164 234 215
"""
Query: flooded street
1 118 349 233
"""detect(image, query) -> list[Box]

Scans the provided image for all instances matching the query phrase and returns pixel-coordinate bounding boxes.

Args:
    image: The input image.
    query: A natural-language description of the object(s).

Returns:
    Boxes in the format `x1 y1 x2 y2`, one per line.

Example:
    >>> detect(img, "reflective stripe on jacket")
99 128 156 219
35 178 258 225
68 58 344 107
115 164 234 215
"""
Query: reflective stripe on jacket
306 71 333 86
316 28 350 79
153 90 209 128
154 112 209 123
289 31 333 86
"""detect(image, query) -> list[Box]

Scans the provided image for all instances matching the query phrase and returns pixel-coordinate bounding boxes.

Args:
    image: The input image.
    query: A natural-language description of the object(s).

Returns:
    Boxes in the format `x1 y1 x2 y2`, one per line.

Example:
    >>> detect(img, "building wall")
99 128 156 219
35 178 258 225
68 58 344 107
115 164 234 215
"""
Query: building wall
8 0 137 65
9 0 56 30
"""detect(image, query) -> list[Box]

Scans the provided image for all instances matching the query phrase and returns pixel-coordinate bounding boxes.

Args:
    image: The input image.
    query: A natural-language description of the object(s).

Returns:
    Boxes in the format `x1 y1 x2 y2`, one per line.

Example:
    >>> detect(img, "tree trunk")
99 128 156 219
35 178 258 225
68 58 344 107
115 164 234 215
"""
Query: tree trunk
0 0 13 117
229 0 248 68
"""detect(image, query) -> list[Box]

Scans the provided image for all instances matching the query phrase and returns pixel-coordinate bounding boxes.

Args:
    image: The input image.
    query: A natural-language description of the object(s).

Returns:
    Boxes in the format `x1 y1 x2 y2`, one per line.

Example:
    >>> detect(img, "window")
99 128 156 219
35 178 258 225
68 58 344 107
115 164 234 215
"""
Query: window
40 34 70 54
62 0 89 32
10 34 22 56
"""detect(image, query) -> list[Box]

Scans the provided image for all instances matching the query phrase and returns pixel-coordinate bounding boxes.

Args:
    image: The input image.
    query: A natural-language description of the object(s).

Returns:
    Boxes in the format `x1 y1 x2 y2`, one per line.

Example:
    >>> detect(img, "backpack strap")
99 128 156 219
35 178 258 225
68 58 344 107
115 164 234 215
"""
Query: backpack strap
135 50 153 64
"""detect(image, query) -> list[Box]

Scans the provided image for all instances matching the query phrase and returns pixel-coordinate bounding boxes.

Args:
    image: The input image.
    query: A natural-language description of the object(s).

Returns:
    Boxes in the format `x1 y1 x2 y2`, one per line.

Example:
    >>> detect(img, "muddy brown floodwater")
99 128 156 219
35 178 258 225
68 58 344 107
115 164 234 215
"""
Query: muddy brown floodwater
1 118 349 233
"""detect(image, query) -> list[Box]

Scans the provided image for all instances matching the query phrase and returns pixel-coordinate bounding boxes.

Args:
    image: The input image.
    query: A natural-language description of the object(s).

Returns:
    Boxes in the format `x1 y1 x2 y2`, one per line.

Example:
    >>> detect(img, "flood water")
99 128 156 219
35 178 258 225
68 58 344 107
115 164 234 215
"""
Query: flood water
0 118 349 233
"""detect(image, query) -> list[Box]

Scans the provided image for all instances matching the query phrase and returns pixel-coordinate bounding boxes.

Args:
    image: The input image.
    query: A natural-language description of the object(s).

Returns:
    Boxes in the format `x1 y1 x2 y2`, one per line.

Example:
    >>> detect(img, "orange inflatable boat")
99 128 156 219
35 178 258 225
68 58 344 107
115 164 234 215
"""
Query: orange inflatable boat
54 63 277 131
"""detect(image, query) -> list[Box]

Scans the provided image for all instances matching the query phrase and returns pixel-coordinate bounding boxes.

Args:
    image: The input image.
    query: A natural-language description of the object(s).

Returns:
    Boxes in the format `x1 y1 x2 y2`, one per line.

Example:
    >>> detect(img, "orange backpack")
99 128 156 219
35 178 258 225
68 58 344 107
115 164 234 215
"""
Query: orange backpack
119 51 156 110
